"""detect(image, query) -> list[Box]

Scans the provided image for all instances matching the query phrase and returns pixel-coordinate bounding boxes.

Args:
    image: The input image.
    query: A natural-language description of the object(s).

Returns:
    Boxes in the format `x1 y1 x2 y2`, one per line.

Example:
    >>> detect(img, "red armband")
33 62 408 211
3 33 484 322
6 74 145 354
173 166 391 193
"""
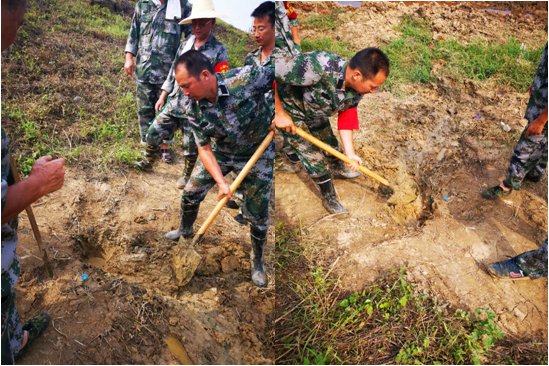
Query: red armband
337 107 359 130
284 2 298 20
214 61 229 73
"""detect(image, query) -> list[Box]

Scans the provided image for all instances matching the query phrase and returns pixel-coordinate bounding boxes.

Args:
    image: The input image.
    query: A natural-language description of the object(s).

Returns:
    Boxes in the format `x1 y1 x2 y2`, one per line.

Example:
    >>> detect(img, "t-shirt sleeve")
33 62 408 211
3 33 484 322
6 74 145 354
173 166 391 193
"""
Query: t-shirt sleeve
337 107 359 130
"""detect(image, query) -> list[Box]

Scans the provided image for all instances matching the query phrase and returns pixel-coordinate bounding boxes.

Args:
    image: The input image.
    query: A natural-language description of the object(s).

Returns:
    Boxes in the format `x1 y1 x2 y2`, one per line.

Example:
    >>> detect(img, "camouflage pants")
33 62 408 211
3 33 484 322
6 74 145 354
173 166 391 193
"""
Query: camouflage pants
145 91 197 156
1 258 23 365
516 239 548 278
136 82 163 143
280 113 341 178
503 125 548 190
182 143 275 231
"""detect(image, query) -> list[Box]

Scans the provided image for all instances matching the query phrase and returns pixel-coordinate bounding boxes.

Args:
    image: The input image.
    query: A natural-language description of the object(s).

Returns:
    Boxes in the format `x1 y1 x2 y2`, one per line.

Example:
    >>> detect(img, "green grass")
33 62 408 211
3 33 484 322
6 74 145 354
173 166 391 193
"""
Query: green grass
301 37 354 60
301 8 343 31
274 222 547 365
300 12 545 93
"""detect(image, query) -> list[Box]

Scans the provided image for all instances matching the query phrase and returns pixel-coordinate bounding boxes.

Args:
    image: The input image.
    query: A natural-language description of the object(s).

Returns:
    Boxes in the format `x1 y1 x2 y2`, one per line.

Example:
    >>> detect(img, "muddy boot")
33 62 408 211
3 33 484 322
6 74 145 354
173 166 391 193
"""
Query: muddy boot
176 155 198 189
480 184 511 200
164 203 199 241
14 311 50 361
134 145 158 171
313 174 348 215
329 157 360 179
250 226 268 287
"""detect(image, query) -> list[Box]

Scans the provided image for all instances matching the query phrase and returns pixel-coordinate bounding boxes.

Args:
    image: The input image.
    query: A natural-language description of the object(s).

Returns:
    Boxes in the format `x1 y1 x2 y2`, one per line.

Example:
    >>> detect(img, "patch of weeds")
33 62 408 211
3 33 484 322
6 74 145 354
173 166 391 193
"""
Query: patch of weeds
111 144 142 166
302 8 343 31
436 38 544 91
382 17 434 90
275 266 546 365
301 37 354 60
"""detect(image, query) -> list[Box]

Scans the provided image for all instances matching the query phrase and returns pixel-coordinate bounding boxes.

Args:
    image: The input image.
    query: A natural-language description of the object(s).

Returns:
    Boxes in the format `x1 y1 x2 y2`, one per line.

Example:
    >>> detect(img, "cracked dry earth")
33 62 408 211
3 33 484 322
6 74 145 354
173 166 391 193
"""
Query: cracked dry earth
276 0 548 341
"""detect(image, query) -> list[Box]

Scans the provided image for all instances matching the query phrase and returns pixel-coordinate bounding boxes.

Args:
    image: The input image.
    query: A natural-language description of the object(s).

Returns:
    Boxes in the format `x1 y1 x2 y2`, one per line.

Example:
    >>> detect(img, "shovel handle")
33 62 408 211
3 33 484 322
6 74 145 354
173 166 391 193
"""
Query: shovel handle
294 127 390 186
9 156 54 277
192 131 275 245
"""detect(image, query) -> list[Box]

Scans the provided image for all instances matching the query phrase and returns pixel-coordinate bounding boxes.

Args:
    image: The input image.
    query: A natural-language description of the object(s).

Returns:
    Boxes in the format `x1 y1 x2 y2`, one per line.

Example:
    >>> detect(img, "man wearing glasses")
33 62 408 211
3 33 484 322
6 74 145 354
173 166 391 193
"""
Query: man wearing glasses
136 0 229 194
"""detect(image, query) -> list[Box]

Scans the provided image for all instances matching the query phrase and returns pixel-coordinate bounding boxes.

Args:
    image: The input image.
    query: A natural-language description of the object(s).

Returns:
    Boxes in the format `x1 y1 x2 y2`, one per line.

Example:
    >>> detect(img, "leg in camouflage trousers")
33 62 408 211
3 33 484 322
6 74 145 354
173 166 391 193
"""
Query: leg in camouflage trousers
515 239 548 278
1 258 23 365
503 126 548 190
136 82 163 143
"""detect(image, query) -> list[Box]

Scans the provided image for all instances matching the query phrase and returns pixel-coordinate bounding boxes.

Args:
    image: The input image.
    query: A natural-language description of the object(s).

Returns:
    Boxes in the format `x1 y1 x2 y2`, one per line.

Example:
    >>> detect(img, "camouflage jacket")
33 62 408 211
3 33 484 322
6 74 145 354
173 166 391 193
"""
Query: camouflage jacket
275 1 300 56
525 43 548 124
125 0 192 84
184 65 274 157
162 34 228 95
1 129 18 274
275 51 364 121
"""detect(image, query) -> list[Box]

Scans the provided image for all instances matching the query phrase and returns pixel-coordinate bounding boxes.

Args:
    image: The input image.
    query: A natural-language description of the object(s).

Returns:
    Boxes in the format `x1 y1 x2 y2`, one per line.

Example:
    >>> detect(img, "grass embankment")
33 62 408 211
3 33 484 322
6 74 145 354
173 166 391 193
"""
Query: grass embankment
2 0 253 175
274 223 547 365
300 14 544 93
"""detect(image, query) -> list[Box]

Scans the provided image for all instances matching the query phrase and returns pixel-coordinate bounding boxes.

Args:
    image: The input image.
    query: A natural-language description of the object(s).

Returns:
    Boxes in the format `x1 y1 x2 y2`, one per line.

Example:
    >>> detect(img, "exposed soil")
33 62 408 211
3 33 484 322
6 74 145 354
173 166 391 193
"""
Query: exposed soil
16 163 275 364
276 0 548 343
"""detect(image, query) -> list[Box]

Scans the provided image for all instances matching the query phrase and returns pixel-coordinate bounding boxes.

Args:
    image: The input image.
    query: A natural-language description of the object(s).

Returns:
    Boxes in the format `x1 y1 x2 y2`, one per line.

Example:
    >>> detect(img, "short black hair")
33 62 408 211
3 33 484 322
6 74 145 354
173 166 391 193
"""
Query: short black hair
251 1 275 26
349 48 390 79
175 50 214 79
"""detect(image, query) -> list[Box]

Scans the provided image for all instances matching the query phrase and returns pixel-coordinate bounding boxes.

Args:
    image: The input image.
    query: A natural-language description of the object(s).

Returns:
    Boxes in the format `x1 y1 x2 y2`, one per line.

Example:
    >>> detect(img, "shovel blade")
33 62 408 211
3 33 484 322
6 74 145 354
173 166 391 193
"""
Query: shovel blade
172 246 201 287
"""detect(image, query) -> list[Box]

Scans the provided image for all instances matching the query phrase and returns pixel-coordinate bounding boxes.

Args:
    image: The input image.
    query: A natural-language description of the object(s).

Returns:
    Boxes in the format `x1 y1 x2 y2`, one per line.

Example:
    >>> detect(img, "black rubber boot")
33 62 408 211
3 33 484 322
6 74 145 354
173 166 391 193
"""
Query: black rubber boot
134 145 159 171
250 226 268 287
176 155 198 189
313 173 348 214
164 203 199 241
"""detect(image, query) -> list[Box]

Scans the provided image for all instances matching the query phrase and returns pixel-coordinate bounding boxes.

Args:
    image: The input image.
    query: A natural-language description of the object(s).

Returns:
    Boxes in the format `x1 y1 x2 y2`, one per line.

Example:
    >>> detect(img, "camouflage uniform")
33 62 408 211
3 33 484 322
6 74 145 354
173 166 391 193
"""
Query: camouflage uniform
181 65 274 232
514 239 548 278
125 0 192 141
146 34 228 153
503 43 548 190
275 51 363 177
1 129 24 364
275 1 300 56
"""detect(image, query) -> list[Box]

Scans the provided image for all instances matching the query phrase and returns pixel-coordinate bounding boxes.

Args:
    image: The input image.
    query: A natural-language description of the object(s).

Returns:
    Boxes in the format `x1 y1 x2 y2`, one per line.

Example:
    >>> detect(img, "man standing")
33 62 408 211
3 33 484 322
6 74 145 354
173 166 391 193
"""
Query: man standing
124 0 192 144
481 43 548 200
164 51 274 288
135 0 228 191
274 48 389 214
2 0 66 362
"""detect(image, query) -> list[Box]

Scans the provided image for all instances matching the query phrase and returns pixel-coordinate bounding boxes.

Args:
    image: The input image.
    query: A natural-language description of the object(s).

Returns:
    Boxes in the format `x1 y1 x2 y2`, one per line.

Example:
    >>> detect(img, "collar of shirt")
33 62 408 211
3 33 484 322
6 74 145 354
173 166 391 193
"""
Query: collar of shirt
198 73 230 110
337 61 348 91
194 33 217 51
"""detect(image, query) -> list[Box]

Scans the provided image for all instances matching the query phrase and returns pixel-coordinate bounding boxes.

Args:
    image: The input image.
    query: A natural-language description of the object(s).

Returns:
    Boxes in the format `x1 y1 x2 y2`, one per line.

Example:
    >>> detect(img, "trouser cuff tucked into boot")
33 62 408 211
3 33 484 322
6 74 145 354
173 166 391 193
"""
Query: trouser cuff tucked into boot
312 173 348 215
250 226 268 287
164 203 200 241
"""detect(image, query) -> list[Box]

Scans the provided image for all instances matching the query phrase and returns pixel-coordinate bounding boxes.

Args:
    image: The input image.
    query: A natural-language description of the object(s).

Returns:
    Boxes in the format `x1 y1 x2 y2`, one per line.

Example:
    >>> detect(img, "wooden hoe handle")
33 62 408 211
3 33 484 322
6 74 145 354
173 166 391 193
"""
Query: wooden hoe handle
294 127 390 186
191 131 275 246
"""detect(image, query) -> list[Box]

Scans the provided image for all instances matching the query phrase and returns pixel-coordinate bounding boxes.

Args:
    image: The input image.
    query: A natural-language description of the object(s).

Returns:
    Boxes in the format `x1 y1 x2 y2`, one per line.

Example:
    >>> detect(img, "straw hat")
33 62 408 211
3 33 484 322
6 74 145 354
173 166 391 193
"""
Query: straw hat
179 0 225 24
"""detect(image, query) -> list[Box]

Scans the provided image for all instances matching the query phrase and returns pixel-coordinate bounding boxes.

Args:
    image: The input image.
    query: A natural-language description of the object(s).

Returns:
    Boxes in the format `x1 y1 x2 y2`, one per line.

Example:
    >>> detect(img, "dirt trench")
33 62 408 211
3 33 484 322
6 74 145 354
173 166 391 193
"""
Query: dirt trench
16 162 275 364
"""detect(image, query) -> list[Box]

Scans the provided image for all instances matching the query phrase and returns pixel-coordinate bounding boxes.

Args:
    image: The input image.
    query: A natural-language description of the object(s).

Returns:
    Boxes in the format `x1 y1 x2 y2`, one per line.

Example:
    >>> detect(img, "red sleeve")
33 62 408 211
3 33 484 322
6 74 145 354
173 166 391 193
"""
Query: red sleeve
214 61 229 73
337 107 359 130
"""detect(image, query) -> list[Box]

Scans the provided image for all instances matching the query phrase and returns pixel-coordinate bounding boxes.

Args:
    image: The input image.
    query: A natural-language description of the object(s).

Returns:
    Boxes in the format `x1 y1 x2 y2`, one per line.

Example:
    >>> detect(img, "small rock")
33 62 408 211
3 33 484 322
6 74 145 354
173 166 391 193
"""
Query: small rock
168 317 179 326
436 148 447 162
221 256 240 273
500 121 512 132
73 96 82 103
